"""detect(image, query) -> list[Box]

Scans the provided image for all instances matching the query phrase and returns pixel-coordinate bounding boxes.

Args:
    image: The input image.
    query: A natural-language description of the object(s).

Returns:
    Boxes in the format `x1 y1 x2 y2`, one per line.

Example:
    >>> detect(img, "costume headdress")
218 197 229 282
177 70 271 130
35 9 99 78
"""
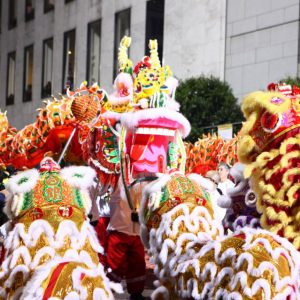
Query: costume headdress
118 36 133 74
106 36 176 113
132 39 172 106
239 82 300 162
106 37 191 217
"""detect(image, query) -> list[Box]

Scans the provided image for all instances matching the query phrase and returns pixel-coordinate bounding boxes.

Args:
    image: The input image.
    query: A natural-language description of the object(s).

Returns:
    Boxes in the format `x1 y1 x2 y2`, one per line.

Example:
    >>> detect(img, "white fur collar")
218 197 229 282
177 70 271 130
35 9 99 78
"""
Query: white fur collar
6 169 40 194
187 173 215 192
60 166 96 190
6 166 96 194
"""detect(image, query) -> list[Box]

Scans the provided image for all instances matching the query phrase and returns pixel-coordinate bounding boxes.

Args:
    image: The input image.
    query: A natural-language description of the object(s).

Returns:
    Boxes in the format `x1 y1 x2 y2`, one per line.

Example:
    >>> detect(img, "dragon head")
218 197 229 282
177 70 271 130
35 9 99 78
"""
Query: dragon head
238 83 300 249
68 81 106 123
133 40 172 106
238 83 300 164
83 37 190 194
105 37 179 113
106 37 190 187
63 81 110 165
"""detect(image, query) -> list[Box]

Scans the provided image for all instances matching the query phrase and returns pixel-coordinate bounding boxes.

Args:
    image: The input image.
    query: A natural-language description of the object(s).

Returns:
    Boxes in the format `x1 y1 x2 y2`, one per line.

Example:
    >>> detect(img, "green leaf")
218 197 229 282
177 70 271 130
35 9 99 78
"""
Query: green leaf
176 75 244 142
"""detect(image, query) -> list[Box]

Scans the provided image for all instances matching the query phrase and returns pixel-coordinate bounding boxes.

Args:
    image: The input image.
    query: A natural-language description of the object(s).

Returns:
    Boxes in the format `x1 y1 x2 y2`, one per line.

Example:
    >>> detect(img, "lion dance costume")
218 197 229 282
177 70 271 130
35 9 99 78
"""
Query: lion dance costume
0 157 120 299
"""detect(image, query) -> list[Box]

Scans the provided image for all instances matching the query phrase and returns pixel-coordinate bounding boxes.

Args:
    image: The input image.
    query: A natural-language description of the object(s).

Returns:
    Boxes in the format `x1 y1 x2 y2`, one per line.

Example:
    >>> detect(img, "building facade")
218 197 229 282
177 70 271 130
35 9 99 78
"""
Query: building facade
0 0 299 129
0 0 226 128
225 0 300 100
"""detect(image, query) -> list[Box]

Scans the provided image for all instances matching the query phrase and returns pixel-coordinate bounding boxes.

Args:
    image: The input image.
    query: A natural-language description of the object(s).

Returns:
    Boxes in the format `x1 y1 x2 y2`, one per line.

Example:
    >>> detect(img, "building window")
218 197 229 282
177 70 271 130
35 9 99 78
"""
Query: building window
41 38 53 98
23 45 34 102
44 0 54 13
62 29 76 93
145 0 165 63
6 52 16 106
87 20 101 85
113 8 131 80
8 0 17 30
25 0 35 22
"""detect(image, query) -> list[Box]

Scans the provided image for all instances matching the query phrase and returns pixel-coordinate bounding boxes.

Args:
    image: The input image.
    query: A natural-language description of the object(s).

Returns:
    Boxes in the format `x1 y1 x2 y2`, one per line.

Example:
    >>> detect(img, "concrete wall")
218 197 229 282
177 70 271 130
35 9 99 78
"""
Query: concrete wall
225 0 300 101
164 0 226 80
0 0 226 129
1 0 299 128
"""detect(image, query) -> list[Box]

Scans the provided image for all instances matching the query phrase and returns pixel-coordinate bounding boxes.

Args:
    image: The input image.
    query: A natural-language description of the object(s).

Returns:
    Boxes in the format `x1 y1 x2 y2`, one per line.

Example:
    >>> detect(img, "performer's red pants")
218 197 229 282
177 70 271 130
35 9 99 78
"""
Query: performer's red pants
106 230 146 295
94 216 110 265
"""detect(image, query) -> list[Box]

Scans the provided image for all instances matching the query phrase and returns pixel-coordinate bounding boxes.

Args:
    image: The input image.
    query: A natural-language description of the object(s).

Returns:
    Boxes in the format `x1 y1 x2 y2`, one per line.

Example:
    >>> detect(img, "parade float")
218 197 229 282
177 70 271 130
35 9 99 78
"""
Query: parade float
0 36 188 299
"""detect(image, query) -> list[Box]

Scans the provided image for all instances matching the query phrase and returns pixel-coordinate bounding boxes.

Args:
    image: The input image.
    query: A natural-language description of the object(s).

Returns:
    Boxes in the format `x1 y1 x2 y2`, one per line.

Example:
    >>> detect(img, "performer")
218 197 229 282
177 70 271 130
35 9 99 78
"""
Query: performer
217 162 234 196
105 181 146 300
101 35 189 299
204 170 226 222
93 186 111 265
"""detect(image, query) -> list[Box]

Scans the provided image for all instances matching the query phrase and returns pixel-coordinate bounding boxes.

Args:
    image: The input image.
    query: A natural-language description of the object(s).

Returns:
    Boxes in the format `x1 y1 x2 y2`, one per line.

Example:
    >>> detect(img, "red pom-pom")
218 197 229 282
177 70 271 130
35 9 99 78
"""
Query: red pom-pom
267 82 277 91
261 111 279 131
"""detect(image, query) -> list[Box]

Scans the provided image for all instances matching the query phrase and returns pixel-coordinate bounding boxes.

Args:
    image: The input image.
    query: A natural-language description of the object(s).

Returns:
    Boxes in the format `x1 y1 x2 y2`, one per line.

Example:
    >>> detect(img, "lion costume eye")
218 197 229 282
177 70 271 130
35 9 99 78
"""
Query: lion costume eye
245 190 257 207
260 111 282 133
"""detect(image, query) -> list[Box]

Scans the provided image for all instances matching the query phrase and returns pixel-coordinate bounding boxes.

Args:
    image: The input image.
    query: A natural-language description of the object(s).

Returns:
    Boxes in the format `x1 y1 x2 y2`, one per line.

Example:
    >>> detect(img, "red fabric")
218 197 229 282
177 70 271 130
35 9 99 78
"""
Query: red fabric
94 217 110 248
94 216 110 265
106 231 146 294
192 163 214 176
0 246 6 265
